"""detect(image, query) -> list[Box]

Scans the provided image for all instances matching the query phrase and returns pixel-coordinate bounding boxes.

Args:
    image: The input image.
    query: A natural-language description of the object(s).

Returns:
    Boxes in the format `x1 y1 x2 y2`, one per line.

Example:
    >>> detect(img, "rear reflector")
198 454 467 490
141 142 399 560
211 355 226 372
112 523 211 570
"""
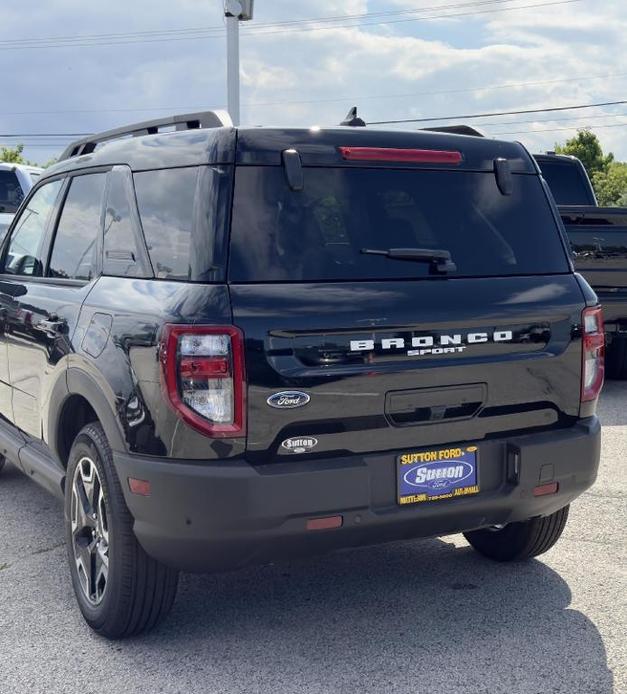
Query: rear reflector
339 146 463 165
128 477 151 497
581 306 605 403
533 482 559 497
306 515 343 531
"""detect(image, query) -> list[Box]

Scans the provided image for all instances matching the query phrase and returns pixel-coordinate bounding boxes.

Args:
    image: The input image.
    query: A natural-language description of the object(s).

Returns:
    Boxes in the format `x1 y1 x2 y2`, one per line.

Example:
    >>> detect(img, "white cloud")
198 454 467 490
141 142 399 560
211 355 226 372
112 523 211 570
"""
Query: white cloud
0 0 625 162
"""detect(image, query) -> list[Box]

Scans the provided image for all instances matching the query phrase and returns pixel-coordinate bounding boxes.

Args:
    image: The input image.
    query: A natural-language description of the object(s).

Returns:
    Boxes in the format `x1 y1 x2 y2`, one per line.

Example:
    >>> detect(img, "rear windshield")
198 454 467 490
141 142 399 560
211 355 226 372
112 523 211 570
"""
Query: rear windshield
0 170 24 214
229 167 570 282
538 160 595 205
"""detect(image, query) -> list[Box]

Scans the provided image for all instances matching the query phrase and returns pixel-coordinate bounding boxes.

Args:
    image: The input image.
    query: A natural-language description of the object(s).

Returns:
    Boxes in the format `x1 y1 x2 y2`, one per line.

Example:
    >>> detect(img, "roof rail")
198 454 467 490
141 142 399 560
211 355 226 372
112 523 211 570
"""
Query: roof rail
59 110 233 161
421 125 486 138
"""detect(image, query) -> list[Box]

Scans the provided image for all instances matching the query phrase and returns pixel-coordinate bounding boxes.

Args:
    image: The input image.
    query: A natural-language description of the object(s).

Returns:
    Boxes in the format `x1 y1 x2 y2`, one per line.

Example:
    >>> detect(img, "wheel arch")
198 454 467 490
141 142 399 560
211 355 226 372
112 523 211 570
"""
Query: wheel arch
49 368 127 467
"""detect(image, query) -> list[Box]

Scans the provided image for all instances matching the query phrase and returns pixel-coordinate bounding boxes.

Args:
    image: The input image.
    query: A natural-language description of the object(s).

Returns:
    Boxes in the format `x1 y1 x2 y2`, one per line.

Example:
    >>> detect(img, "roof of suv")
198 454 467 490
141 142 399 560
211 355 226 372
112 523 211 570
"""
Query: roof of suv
0 162 43 175
42 123 537 180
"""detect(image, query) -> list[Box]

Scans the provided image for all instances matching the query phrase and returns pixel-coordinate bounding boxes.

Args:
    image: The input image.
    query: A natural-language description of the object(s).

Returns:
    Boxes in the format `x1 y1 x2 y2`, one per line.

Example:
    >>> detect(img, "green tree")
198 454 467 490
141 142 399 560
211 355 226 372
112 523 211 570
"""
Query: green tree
554 130 614 178
592 162 627 207
0 143 26 164
0 144 56 168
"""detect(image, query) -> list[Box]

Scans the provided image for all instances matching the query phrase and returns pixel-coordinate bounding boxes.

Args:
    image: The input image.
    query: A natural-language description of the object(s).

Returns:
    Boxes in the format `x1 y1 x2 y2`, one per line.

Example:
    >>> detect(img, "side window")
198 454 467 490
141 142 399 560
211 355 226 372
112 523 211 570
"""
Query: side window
134 166 230 282
3 179 62 277
103 168 150 278
49 173 106 281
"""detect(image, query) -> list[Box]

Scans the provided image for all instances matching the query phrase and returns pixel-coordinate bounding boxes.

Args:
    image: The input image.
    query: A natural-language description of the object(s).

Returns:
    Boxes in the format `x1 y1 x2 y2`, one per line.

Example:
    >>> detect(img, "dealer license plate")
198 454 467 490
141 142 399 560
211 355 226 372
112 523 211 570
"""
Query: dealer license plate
397 445 480 505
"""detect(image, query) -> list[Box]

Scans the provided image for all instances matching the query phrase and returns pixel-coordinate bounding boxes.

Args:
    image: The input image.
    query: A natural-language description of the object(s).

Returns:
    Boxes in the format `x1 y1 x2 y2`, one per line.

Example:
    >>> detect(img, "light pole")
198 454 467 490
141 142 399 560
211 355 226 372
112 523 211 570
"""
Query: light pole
224 0 254 126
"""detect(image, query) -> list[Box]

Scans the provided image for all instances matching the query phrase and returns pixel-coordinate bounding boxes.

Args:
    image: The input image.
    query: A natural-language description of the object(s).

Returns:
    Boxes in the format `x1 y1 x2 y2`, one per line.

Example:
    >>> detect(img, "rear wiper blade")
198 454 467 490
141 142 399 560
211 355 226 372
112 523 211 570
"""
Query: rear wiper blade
361 247 457 274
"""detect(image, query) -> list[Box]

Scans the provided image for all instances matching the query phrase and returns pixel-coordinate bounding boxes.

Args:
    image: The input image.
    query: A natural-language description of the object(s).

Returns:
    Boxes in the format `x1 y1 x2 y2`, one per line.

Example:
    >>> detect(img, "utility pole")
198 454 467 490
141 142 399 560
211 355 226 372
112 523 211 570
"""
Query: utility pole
223 0 254 126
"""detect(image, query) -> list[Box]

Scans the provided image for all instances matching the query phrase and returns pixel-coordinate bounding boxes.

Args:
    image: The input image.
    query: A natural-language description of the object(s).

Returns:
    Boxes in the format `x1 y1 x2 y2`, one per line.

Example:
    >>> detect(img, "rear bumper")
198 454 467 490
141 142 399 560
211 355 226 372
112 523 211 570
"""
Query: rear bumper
114 418 601 573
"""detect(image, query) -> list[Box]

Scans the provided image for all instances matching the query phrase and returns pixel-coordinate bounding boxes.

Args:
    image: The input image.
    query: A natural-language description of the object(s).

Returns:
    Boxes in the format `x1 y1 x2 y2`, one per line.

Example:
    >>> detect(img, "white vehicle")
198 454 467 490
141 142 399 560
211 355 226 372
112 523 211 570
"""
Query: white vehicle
0 163 43 242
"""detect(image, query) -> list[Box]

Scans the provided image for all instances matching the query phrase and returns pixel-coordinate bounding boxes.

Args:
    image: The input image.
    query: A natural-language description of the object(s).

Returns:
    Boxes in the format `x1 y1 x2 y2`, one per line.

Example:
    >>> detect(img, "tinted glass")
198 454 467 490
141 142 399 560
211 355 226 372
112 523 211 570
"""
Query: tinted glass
0 170 25 214
4 179 62 276
538 160 595 205
134 166 231 282
229 167 570 282
103 169 149 278
49 173 106 281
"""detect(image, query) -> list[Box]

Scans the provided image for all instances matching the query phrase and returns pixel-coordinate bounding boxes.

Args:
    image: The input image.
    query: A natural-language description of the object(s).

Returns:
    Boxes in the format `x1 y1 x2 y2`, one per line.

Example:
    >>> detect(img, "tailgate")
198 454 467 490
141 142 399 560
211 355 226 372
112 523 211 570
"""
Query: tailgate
231 276 584 462
561 205 627 289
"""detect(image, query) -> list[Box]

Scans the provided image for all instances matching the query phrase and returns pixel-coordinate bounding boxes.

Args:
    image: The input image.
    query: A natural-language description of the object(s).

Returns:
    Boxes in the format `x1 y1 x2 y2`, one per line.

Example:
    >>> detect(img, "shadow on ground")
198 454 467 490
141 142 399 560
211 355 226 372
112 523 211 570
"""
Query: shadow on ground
123 534 614 693
0 454 616 693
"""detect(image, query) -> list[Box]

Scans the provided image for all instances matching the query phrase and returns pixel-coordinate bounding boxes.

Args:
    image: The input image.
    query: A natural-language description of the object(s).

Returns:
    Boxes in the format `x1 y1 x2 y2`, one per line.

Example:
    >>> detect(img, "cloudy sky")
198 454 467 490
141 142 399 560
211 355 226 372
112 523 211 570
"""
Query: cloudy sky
1 0 626 165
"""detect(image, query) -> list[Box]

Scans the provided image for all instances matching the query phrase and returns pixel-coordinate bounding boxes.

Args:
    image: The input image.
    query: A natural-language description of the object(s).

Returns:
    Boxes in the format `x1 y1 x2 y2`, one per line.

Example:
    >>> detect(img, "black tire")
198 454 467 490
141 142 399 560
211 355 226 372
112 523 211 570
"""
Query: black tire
463 505 569 562
65 422 178 639
0 455 5 475
606 335 627 380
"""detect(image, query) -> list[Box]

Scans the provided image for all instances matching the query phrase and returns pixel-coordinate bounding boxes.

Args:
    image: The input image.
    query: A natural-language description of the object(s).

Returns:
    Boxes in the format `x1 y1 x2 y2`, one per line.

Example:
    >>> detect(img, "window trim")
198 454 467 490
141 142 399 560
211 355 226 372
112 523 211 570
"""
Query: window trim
0 175 66 280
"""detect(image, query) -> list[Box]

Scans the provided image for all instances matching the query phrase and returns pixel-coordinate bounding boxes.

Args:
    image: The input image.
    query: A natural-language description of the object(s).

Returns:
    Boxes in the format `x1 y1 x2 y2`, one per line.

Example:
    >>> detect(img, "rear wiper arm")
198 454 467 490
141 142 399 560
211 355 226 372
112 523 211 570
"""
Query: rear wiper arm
361 247 457 274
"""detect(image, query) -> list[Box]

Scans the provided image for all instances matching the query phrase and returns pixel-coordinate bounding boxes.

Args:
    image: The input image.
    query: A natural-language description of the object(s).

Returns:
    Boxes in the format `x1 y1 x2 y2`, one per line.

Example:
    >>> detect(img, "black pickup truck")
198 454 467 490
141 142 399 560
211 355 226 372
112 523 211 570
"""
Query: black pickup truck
535 153 627 378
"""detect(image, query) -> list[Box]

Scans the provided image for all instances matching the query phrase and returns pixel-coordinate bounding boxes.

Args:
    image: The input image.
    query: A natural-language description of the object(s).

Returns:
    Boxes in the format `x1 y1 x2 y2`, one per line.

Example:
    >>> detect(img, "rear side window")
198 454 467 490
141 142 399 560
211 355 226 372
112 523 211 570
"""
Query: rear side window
49 173 106 281
133 166 231 282
103 167 150 278
0 170 24 214
3 179 62 277
229 167 570 282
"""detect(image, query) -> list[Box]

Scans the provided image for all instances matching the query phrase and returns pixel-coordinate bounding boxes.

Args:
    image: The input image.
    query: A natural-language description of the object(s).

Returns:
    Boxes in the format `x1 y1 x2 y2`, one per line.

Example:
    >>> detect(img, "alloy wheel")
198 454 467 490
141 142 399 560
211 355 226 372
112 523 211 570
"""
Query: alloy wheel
70 456 110 605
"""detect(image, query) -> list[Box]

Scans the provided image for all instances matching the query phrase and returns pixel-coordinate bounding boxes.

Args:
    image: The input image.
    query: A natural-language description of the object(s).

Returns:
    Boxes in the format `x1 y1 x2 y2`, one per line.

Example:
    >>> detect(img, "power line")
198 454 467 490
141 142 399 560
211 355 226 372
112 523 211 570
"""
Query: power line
0 0 525 45
245 72 627 108
368 100 627 125
241 0 582 37
8 112 626 146
2 70 624 118
2 100 627 140
478 111 627 129
496 122 627 135
0 133 91 138
0 143 72 147
0 0 582 50
6 118 627 150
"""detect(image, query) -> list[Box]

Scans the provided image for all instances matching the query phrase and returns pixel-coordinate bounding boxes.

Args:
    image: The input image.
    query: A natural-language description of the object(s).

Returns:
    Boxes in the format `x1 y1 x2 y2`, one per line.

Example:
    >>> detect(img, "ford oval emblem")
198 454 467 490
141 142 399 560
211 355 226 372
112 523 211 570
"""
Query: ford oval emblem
267 391 311 409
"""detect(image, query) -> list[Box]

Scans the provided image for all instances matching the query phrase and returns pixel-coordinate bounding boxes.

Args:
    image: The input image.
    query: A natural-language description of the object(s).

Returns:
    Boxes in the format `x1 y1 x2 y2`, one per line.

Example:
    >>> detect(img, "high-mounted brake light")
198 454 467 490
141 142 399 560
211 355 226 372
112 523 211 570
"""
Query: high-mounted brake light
338 146 463 165
581 306 605 403
160 325 246 438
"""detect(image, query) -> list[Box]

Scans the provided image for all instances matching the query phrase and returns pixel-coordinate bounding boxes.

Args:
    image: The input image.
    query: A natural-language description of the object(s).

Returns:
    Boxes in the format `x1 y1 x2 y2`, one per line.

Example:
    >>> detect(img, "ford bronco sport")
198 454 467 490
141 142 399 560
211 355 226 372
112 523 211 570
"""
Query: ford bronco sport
0 111 603 639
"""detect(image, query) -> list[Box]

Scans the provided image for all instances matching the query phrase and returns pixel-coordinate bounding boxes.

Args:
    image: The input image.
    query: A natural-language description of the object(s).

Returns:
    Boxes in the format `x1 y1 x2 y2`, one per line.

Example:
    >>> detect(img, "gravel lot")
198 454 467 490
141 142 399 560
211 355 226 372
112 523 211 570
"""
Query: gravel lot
0 383 625 694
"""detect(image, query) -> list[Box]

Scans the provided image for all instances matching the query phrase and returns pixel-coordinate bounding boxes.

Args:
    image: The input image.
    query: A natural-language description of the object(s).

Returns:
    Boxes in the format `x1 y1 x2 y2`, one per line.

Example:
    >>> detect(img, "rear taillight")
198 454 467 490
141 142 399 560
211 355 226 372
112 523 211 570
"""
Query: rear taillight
160 325 246 437
581 306 605 403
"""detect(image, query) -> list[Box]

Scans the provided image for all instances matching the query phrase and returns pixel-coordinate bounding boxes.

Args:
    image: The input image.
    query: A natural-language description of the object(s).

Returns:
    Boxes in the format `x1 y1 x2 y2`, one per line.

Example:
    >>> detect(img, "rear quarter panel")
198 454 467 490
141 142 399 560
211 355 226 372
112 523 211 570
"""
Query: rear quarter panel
72 276 243 459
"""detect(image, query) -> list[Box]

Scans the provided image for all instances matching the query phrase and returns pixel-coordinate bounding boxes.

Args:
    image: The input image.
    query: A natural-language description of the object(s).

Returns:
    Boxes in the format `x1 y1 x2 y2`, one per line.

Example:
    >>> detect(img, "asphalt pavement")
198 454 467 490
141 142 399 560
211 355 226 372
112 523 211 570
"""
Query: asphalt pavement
0 383 625 694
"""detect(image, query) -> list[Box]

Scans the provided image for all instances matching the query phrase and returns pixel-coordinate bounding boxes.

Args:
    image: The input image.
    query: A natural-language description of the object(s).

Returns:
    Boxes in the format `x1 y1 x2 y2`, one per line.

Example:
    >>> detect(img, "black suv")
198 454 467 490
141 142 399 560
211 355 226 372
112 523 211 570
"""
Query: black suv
0 112 603 639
